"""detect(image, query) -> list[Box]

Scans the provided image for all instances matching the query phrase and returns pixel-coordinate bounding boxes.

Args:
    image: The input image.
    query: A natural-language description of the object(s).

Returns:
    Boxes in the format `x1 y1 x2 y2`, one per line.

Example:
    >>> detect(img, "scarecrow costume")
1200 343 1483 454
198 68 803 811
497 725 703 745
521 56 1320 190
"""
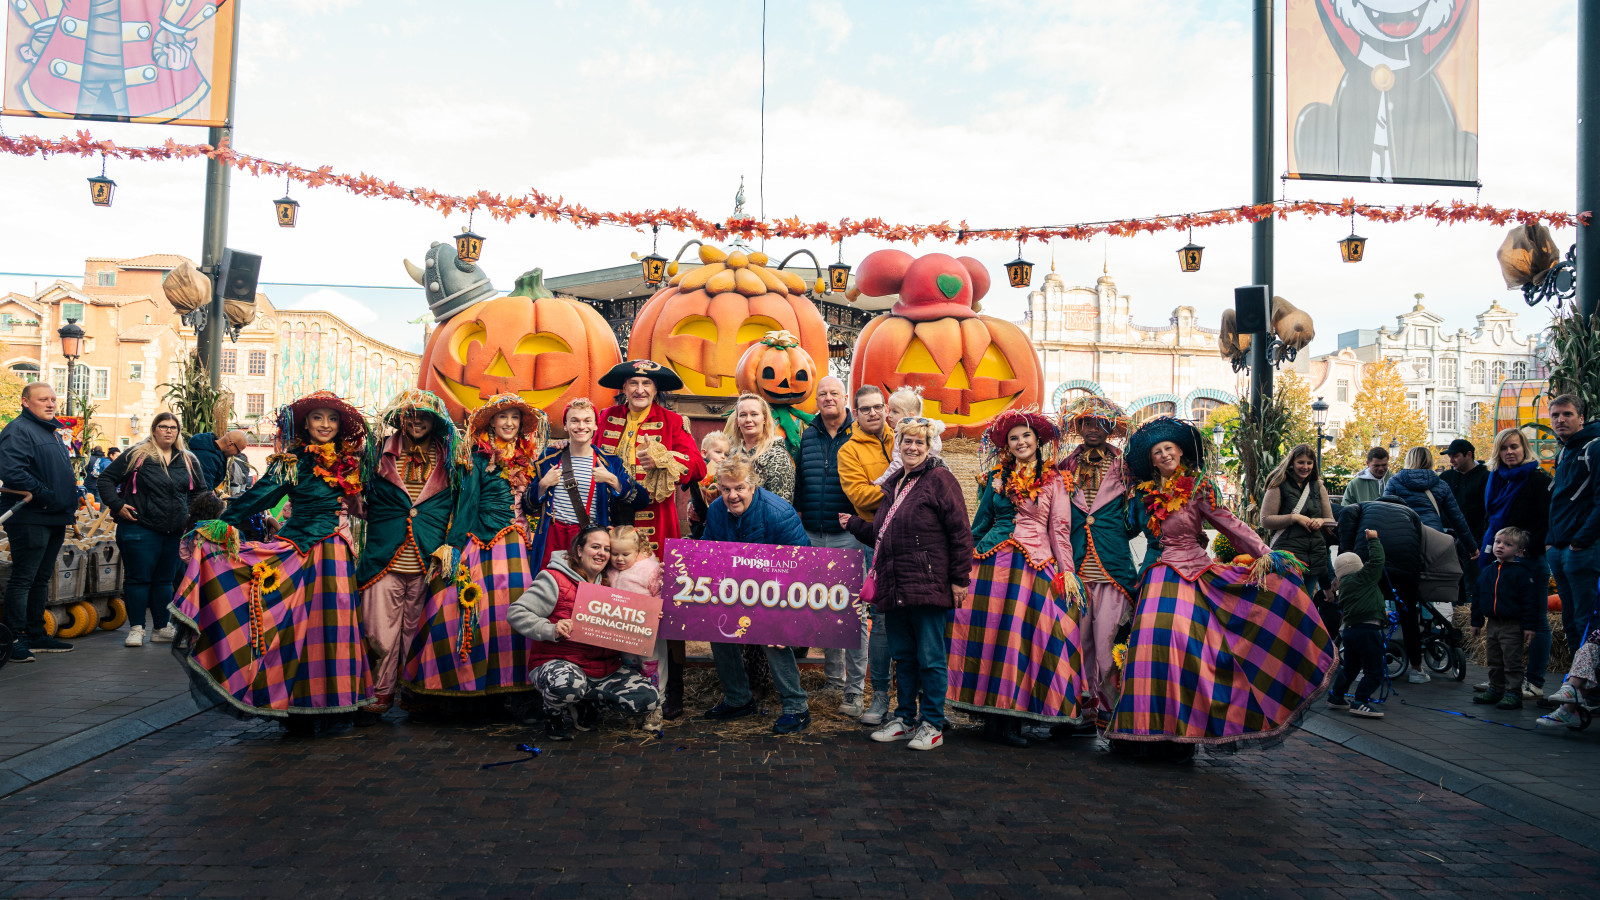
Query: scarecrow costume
170 391 373 723
356 389 460 715
1056 397 1141 724
402 394 544 700
1108 416 1335 758
947 410 1087 744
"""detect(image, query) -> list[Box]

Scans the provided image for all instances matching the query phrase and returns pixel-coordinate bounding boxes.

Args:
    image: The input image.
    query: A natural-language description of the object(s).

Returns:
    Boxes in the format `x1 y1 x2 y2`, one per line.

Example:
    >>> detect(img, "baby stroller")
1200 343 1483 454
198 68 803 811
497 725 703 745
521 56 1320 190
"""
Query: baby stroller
1383 589 1467 683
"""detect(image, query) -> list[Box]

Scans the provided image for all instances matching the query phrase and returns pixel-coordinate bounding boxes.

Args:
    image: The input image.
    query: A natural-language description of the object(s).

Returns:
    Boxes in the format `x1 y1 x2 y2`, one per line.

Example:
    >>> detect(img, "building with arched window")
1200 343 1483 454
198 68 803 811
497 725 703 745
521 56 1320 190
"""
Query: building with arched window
1025 269 1240 422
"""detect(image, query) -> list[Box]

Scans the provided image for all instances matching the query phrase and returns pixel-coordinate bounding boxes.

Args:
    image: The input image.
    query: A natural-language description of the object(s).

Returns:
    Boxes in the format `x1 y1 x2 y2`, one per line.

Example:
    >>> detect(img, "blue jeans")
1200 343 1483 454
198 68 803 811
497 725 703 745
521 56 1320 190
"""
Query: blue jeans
1331 622 1386 702
711 642 808 714
884 606 949 730
116 523 181 630
2 523 65 642
1550 543 1600 646
807 529 873 695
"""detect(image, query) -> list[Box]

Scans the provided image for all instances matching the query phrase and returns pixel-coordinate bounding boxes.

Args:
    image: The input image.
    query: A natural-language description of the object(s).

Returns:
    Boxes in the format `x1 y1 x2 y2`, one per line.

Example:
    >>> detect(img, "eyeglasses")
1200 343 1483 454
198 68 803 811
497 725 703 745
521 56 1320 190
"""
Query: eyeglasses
154 424 179 431
855 403 884 415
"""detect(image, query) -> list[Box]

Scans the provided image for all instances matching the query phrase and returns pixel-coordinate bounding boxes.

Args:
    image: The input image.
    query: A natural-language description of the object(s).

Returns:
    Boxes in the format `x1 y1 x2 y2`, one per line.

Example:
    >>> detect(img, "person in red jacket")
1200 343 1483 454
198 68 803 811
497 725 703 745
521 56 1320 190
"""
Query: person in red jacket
508 526 660 740
594 360 706 553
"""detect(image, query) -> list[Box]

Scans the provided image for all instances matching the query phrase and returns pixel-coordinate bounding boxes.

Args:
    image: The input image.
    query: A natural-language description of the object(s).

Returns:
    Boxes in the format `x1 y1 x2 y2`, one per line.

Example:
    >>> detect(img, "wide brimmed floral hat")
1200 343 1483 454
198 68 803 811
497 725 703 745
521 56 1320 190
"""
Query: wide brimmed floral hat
281 390 367 446
467 393 549 442
982 409 1061 447
1060 395 1130 440
1125 415 1206 482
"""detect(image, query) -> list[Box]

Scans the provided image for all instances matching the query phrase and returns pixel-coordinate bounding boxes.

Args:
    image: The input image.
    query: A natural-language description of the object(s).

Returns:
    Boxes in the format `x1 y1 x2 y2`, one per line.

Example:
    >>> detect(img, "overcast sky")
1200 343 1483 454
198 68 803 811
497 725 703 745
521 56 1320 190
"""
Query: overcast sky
0 1 1580 356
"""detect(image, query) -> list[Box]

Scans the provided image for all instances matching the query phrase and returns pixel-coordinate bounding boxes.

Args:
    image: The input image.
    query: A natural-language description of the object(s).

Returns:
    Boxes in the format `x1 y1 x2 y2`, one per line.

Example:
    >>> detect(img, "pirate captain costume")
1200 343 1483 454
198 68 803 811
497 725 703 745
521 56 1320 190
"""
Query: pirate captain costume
947 410 1087 746
355 389 460 717
170 391 373 726
1108 416 1336 759
1056 396 1141 726
402 394 544 702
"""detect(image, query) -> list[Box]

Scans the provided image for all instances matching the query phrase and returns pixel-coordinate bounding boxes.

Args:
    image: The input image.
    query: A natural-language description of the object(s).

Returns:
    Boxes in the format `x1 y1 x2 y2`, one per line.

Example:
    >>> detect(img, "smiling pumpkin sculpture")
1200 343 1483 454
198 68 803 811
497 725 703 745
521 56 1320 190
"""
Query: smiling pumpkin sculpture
418 268 621 424
626 244 829 412
847 249 1043 438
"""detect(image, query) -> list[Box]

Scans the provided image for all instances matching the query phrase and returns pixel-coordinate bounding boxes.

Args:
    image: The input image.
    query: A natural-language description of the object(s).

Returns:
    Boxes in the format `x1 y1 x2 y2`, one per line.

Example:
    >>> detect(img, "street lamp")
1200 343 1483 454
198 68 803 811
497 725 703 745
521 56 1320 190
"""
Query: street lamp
1212 423 1225 450
57 317 85 418
1311 396 1330 471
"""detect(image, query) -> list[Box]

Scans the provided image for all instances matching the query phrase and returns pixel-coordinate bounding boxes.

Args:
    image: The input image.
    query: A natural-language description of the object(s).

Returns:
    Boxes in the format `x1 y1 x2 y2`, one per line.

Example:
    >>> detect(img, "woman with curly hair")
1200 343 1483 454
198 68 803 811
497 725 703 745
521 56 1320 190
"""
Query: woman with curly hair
1108 416 1336 761
170 391 372 731
402 393 546 709
946 410 1085 748
723 392 795 501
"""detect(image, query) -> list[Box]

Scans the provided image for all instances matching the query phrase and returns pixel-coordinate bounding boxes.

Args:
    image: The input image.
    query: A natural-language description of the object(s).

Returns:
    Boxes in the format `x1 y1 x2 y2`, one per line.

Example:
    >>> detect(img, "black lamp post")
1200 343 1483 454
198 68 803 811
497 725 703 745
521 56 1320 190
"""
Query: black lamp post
57 317 85 418
1311 396 1330 471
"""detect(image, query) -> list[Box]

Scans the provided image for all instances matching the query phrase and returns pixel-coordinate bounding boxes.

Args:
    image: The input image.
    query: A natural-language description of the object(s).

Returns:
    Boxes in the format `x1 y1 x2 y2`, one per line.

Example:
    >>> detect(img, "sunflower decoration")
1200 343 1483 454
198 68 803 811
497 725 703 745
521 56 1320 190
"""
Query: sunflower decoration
453 562 482 662
459 582 484 610
246 560 287 660
251 561 286 596
1111 642 1128 671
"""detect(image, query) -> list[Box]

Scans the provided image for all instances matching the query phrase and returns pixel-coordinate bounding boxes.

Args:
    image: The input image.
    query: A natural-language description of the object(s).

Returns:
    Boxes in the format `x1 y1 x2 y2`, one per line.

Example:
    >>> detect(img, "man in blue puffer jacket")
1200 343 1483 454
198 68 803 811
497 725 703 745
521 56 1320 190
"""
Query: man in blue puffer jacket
1547 394 1600 643
700 453 813 735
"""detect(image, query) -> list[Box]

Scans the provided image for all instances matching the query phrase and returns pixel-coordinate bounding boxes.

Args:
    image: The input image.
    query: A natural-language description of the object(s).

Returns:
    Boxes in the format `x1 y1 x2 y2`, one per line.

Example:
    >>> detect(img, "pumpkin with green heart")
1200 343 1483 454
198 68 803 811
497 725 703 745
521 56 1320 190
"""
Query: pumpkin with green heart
848 249 1043 438
418 268 621 423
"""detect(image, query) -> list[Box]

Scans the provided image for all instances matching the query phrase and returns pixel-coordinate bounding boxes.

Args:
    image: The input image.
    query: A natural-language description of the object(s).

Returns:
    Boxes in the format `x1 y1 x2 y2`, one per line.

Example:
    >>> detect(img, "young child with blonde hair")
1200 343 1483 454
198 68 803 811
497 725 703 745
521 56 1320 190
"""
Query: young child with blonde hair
873 387 943 487
605 525 666 729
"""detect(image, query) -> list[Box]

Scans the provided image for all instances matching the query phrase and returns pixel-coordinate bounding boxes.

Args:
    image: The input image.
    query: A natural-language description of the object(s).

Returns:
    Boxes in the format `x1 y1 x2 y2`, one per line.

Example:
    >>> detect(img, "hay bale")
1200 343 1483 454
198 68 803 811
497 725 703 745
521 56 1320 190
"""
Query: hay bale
939 436 985 523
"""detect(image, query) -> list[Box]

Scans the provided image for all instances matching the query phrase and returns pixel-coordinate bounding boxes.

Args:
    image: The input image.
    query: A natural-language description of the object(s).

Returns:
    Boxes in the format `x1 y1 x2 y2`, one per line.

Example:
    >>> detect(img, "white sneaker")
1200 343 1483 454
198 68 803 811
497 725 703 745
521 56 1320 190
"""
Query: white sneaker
1473 680 1490 691
124 626 145 647
150 624 177 643
906 722 943 751
1407 669 1431 684
838 694 864 718
1521 680 1541 700
1547 683 1582 705
642 709 664 731
859 694 890 726
870 717 911 742
1536 707 1581 730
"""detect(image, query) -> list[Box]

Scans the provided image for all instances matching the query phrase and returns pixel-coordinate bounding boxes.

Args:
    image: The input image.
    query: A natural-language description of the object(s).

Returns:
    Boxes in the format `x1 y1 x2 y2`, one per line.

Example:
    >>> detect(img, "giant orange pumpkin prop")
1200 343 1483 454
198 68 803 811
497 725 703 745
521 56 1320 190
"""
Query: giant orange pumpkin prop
419 268 621 423
848 249 1043 438
626 245 829 413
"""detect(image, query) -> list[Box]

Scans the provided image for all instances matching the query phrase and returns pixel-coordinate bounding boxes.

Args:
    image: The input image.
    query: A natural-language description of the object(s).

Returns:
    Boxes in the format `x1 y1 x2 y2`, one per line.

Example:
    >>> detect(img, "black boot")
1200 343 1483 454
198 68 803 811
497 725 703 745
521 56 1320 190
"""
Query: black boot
981 714 1001 741
664 657 684 720
545 708 574 742
999 717 1028 748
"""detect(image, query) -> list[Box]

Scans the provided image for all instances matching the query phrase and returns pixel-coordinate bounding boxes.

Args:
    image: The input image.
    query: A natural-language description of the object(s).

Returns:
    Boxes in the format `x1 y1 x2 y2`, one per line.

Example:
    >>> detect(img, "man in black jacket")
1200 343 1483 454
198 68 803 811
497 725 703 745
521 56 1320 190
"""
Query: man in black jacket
1442 438 1489 606
0 384 78 662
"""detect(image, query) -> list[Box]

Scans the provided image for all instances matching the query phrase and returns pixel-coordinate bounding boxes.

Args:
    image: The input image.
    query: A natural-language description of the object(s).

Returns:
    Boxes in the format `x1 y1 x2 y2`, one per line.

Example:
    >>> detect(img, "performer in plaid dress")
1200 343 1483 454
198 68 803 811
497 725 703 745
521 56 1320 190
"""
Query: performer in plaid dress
947 410 1086 748
1108 416 1336 761
170 391 372 731
401 394 545 705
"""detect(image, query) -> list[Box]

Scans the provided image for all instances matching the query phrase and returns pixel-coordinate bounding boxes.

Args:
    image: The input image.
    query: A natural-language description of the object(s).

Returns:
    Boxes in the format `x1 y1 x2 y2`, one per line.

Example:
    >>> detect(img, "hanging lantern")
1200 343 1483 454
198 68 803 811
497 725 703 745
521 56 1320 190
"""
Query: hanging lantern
1339 212 1366 263
273 176 298 227
640 224 667 286
1005 239 1034 289
86 154 114 207
1177 227 1203 273
825 241 850 294
455 226 485 265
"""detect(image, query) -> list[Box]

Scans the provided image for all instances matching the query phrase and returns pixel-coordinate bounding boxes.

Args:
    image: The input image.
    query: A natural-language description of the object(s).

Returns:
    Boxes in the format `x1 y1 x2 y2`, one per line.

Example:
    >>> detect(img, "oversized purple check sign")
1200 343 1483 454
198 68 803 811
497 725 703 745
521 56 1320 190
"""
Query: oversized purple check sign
658 538 867 649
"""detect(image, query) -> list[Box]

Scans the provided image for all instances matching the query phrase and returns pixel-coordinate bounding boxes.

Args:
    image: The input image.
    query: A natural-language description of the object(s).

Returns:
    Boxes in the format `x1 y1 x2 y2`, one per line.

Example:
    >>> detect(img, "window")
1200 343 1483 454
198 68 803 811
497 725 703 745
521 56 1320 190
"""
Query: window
220 349 236 374
1415 358 1431 379
1512 361 1528 379
1470 402 1487 427
246 393 265 416
1335 379 1349 403
1190 398 1223 421
0 313 11 332
10 362 38 383
96 271 116 287
129 363 142 381
1416 328 1432 345
119 437 130 448
1438 400 1458 433
1491 360 1507 385
61 301 84 323
1133 402 1176 424
92 368 108 399
1440 358 1456 388
1470 360 1486 386
53 364 89 396
248 350 267 376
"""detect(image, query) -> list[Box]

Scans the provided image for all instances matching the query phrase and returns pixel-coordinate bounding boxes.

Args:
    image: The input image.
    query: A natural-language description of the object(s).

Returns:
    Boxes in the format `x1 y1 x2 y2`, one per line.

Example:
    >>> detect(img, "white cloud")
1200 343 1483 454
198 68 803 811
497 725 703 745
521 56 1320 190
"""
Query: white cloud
286 289 376 325
810 1 852 45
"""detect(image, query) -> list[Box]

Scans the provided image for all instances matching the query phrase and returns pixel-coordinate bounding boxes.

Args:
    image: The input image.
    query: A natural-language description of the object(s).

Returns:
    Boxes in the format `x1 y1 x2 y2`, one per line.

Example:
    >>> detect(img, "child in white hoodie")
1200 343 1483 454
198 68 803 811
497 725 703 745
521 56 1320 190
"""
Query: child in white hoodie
605 526 666 729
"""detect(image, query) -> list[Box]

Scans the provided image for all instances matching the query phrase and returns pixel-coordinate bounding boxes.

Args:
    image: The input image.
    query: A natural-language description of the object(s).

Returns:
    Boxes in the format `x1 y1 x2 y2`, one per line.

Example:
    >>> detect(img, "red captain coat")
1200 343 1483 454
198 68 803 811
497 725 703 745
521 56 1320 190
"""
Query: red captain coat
596 403 705 551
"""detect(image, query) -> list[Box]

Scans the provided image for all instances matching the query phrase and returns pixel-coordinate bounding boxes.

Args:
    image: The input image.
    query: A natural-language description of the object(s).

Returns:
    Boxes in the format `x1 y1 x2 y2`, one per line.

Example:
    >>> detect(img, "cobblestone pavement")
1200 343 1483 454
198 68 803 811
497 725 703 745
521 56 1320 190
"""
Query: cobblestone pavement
0 710 1593 899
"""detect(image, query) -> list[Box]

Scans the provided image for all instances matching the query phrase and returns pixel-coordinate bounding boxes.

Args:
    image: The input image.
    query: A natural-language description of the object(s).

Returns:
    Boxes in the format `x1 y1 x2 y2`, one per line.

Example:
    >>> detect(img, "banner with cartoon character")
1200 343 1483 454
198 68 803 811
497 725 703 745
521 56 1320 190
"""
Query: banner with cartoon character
1287 0 1478 186
658 539 866 649
4 0 237 126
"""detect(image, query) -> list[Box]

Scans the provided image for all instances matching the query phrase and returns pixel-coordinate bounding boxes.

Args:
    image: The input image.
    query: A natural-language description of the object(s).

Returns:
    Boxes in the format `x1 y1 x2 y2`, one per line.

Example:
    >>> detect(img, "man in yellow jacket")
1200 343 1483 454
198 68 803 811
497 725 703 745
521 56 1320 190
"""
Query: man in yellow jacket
837 386 895 724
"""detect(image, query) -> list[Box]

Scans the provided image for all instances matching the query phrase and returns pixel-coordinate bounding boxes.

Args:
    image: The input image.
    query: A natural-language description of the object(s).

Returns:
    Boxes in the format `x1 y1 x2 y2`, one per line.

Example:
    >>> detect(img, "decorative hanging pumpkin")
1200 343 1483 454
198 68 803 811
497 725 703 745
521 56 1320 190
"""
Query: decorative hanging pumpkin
419 268 621 423
626 245 829 412
848 249 1043 438
736 330 817 456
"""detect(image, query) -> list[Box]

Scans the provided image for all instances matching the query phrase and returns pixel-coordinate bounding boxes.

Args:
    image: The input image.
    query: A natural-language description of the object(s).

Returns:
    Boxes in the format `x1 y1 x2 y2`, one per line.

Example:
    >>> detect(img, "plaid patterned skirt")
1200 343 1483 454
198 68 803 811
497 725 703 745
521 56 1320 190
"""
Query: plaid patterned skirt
1109 563 1336 748
947 546 1086 722
401 525 534 696
170 530 371 718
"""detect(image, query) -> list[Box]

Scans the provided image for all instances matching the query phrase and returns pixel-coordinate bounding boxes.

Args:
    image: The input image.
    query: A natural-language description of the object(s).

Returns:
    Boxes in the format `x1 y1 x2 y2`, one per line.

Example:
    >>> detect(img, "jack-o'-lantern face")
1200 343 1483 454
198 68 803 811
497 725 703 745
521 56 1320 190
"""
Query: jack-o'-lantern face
847 250 1042 439
419 269 621 422
735 330 816 407
627 245 829 413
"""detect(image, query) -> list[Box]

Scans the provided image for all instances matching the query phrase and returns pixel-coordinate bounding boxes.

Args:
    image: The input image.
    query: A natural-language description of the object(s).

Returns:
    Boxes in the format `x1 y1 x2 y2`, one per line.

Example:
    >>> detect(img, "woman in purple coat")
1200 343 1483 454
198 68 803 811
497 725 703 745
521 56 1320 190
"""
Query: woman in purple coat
844 417 972 752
